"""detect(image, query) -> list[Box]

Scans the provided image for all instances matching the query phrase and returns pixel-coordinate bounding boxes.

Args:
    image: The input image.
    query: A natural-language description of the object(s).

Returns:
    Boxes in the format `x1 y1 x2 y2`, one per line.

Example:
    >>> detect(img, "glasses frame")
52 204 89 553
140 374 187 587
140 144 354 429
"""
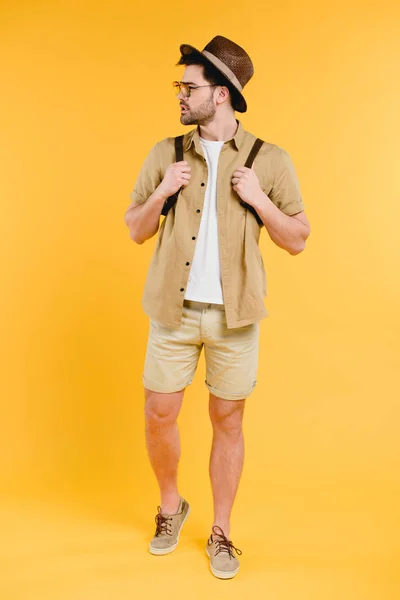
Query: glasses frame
172 81 219 98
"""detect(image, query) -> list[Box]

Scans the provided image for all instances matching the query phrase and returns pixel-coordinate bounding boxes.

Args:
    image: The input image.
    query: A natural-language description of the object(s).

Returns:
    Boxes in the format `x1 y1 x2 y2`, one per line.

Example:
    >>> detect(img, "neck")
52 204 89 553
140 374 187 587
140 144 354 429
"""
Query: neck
199 115 238 141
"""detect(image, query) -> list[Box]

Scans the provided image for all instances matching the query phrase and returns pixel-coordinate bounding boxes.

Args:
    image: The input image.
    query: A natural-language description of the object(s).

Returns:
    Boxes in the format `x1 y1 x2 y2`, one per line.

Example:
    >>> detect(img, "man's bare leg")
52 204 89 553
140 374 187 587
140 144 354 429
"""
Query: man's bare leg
208 393 246 538
144 387 185 514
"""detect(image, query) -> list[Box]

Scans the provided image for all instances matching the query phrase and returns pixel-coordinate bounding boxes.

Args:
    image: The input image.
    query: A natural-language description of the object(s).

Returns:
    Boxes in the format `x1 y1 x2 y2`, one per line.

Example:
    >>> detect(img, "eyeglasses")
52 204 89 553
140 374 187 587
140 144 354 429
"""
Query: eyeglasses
172 81 218 98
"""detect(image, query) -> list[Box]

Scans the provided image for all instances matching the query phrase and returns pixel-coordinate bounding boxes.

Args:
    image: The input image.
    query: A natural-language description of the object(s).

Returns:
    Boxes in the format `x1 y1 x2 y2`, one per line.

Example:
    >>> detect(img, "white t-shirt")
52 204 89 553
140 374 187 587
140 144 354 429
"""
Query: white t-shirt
184 136 225 305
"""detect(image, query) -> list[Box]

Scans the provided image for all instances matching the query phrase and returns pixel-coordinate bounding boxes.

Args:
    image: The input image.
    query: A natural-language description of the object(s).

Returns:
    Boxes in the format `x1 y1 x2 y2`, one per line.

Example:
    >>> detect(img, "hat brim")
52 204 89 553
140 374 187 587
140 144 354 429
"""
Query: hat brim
179 43 247 112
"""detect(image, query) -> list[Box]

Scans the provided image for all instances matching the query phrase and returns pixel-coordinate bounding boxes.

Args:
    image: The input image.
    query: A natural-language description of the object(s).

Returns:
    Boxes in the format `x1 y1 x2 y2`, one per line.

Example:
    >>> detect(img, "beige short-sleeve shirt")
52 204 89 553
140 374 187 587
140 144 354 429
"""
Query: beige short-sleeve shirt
126 119 305 329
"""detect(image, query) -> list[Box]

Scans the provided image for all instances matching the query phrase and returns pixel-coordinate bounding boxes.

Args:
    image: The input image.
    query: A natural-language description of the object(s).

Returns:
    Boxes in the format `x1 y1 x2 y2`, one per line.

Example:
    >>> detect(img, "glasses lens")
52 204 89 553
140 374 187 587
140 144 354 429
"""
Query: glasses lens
172 81 181 95
181 83 190 97
172 82 190 97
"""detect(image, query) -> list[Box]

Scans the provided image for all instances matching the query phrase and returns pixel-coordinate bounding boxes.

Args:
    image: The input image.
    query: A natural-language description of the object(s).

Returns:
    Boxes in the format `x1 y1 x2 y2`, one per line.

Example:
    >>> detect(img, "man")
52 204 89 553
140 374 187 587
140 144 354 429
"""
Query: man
124 35 310 579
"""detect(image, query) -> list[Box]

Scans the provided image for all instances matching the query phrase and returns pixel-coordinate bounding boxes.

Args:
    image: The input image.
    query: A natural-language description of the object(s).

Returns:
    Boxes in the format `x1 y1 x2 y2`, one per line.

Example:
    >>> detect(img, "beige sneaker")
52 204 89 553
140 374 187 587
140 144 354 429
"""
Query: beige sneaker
206 525 242 579
149 497 190 555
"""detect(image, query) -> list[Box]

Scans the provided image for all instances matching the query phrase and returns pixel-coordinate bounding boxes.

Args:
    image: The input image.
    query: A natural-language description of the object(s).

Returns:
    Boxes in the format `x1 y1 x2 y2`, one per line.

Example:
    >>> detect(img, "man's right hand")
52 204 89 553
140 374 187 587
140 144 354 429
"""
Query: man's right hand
158 161 191 197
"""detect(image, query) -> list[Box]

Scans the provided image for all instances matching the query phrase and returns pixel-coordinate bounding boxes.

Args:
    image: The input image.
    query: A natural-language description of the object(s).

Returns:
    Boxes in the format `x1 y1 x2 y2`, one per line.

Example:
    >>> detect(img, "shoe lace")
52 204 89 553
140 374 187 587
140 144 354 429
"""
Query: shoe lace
211 526 243 558
155 506 173 536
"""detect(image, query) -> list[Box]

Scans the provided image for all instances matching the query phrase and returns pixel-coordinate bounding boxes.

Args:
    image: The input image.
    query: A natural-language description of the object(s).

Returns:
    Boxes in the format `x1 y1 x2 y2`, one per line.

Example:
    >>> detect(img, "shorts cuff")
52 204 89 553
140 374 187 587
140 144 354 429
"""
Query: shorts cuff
142 375 192 394
205 380 257 401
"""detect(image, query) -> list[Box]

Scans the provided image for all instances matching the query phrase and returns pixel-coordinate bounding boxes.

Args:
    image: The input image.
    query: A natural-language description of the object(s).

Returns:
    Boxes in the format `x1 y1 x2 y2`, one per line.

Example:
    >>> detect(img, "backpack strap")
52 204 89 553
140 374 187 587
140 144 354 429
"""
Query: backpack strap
161 135 185 216
241 138 264 226
244 138 264 168
175 134 184 162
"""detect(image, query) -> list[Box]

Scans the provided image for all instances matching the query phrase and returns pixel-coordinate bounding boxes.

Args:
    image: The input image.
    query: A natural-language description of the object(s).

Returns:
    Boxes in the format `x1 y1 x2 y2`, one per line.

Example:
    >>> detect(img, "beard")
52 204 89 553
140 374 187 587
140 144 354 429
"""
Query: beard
180 91 216 126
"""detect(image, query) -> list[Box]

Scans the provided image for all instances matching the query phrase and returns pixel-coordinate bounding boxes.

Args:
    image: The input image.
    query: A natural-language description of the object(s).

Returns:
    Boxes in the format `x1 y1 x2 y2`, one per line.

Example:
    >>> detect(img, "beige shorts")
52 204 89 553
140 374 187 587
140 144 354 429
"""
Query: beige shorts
143 299 260 401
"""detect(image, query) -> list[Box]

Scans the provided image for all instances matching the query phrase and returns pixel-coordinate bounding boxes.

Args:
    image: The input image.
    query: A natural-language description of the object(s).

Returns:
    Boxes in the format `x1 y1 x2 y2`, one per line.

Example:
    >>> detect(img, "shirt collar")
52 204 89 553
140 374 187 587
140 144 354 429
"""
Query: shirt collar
184 119 245 153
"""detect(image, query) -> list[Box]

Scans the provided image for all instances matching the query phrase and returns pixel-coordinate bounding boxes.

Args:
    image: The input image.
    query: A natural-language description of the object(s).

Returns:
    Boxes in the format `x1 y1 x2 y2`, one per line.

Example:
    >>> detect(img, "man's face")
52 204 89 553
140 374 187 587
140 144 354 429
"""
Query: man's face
178 65 218 126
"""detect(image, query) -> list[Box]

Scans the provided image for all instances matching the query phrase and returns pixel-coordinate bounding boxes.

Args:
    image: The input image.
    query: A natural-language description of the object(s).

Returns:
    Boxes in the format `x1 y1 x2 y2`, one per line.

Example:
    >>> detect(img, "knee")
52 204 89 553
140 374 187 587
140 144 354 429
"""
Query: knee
210 399 244 438
145 403 177 429
144 389 182 429
213 418 243 439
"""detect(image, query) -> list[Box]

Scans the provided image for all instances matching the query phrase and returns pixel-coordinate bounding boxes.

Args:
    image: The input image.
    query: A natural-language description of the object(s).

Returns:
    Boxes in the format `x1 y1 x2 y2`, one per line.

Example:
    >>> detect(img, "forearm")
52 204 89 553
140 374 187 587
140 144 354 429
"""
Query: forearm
124 187 168 244
252 190 308 255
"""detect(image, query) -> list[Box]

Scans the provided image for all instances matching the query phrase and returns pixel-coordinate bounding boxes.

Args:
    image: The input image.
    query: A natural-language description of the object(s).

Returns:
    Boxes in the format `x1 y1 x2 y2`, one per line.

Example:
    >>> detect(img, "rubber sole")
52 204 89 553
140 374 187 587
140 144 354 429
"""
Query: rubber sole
149 505 191 556
205 545 240 579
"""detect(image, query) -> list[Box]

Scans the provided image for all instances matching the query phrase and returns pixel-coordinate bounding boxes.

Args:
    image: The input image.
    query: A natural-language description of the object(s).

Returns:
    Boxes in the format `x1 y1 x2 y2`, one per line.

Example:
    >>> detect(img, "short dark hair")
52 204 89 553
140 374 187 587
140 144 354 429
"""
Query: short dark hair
176 52 241 112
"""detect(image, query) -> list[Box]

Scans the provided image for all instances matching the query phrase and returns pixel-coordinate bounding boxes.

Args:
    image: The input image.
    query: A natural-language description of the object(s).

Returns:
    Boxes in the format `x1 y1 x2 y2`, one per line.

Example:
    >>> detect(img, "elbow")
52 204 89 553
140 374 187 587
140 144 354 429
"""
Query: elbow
125 221 143 244
288 240 306 256
124 217 158 245
288 229 309 255
129 230 144 245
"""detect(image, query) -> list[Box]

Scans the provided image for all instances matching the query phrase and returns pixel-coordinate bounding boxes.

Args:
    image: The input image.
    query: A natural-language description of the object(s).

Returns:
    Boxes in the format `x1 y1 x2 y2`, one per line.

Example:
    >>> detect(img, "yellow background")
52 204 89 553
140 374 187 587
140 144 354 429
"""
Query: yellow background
1 0 399 598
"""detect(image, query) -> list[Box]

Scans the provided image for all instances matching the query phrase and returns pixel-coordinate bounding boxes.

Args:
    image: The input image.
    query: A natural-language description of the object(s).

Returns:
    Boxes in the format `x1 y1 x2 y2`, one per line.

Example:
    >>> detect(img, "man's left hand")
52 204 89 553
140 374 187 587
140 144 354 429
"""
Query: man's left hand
231 165 262 207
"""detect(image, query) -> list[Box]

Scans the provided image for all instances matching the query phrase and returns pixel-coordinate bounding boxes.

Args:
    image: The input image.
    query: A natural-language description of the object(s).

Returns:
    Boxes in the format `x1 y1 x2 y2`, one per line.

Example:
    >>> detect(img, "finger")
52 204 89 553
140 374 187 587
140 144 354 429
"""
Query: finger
232 175 246 184
233 170 249 178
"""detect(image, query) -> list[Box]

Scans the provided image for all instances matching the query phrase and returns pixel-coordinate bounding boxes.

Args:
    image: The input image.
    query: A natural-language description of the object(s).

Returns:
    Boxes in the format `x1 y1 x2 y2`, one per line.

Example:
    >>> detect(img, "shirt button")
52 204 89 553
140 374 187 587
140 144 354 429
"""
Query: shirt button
186 262 190 266
180 288 184 292
196 209 201 213
201 182 205 186
192 236 196 240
